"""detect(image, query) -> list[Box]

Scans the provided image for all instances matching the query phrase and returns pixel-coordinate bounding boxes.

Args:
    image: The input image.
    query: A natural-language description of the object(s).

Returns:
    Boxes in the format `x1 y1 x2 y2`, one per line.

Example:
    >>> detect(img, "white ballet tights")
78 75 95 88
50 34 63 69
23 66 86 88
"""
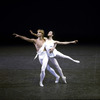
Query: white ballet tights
50 58 65 78
38 52 59 87
49 51 80 83
55 51 80 63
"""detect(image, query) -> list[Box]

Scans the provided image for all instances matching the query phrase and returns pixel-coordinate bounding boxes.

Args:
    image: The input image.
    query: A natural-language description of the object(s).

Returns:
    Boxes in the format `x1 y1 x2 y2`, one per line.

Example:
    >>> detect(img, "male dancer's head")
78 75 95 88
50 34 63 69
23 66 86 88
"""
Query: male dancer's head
37 29 44 38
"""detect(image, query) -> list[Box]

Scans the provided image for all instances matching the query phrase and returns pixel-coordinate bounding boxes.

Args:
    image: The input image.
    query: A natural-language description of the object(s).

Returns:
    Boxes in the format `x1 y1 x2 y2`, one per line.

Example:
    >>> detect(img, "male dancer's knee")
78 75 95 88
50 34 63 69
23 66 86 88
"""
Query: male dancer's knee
40 69 45 78
41 67 45 72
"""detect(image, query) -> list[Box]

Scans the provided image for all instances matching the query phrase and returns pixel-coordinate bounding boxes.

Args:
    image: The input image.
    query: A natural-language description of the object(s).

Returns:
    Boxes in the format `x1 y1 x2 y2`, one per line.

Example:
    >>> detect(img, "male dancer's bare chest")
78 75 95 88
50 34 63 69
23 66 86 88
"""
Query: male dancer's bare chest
35 39 45 51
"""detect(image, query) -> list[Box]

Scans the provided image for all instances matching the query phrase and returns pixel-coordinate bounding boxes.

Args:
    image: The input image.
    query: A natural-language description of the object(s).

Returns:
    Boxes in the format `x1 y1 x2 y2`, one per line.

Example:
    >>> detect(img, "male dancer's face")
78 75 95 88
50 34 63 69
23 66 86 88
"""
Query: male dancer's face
37 31 43 37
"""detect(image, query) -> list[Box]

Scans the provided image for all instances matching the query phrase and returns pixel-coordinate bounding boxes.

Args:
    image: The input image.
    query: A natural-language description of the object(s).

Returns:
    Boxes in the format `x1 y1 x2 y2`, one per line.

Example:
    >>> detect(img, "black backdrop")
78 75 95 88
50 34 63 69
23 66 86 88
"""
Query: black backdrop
0 0 100 45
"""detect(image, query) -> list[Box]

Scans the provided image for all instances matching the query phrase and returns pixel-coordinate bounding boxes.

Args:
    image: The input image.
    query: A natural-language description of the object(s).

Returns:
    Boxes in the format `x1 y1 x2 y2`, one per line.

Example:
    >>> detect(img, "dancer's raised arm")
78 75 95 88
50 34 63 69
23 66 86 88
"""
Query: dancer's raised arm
29 30 38 37
13 33 36 43
54 40 78 45
29 30 48 40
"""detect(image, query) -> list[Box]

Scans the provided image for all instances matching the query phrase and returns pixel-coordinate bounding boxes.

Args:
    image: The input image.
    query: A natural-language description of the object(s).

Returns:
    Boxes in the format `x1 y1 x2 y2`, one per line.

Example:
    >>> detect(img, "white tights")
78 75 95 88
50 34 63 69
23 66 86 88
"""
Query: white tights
50 58 65 78
49 50 80 78
38 51 59 86
55 51 80 63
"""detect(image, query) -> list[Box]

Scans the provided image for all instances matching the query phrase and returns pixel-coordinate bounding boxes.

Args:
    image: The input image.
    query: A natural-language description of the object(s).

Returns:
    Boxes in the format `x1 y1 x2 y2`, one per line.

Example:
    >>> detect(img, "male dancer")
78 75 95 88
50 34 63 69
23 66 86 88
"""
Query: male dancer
13 29 60 87
29 30 80 83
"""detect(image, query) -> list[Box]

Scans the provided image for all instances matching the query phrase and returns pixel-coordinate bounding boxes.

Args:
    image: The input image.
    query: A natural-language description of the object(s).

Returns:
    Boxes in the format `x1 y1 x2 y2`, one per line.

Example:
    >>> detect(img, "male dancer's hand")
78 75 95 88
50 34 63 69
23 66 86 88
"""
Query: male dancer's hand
29 30 33 34
29 30 38 37
13 33 20 38
49 48 54 53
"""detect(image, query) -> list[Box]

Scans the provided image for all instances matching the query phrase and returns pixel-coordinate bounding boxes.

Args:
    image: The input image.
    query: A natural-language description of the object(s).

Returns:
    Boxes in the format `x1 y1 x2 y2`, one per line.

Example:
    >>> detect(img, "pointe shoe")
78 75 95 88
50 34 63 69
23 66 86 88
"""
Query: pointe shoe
62 76 67 84
55 76 60 83
74 60 80 63
39 82 44 87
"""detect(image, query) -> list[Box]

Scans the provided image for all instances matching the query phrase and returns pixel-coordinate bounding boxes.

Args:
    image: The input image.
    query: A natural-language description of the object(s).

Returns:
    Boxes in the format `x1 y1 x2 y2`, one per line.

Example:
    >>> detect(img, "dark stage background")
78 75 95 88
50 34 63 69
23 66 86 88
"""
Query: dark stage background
0 0 100 45
0 1 100 100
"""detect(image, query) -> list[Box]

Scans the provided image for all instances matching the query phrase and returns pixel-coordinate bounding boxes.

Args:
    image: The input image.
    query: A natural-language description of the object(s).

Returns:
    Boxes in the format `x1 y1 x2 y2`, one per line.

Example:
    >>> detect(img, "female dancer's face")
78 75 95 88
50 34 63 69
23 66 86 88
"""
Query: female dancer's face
48 31 53 37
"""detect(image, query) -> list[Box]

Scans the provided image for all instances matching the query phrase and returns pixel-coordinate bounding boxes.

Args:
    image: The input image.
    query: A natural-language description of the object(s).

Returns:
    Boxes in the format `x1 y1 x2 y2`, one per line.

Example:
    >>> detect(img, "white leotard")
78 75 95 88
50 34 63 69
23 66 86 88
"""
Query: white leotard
44 40 58 58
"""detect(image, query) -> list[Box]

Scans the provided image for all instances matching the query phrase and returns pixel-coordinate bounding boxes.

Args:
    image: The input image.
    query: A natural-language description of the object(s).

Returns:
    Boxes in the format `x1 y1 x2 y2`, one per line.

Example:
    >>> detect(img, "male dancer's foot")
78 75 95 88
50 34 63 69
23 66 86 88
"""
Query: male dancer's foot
62 76 67 83
55 76 60 83
40 82 44 87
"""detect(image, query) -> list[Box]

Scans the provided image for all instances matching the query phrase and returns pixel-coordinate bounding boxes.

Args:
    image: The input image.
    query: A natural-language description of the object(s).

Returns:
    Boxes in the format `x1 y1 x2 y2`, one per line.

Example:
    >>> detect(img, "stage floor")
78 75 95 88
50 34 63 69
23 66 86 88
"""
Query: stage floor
0 44 100 100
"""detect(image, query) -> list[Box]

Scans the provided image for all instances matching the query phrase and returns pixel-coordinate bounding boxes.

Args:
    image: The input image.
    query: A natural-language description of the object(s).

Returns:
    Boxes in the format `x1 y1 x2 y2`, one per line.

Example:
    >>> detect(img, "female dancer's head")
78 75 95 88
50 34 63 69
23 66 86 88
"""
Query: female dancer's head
47 31 54 37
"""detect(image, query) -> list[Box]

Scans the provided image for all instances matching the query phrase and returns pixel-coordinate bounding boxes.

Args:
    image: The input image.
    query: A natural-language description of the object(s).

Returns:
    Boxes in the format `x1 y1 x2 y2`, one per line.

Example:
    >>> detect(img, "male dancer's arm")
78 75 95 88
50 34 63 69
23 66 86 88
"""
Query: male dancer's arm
29 30 38 37
29 30 47 40
54 40 78 45
13 33 36 43
49 43 57 53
